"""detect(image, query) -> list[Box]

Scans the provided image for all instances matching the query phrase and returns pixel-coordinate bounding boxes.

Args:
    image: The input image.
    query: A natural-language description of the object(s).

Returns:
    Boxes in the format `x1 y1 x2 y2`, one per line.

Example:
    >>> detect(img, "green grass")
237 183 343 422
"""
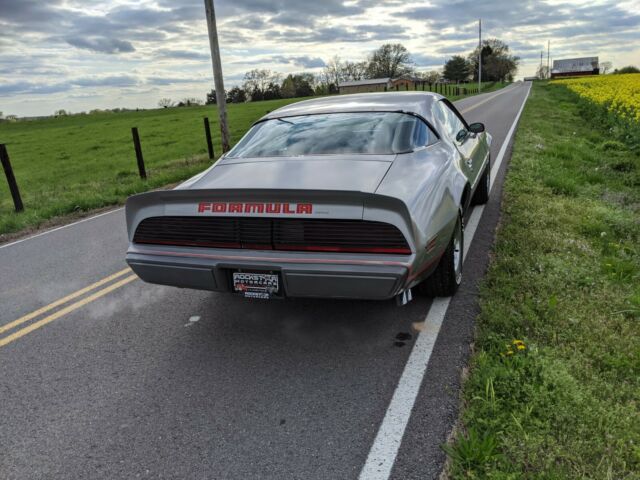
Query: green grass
0 84 508 238
446 82 640 478
0 97 309 237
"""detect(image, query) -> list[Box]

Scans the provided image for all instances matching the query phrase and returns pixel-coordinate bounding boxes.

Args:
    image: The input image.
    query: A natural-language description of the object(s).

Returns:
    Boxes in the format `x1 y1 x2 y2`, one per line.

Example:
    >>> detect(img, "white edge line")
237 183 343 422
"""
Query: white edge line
0 207 124 250
358 82 531 480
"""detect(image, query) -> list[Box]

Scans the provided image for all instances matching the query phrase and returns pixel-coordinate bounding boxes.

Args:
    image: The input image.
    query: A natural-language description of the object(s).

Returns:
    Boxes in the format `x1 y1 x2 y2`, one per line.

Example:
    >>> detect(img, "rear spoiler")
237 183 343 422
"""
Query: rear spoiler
125 188 415 247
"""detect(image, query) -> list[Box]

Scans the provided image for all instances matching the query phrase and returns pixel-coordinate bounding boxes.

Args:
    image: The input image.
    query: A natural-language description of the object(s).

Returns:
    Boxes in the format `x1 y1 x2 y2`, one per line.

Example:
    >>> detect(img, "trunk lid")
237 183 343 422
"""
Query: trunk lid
184 156 394 193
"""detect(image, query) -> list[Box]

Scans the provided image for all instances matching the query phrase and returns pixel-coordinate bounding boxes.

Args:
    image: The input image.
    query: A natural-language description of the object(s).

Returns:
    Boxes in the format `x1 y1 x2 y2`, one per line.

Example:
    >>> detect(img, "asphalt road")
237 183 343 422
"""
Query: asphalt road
0 82 531 480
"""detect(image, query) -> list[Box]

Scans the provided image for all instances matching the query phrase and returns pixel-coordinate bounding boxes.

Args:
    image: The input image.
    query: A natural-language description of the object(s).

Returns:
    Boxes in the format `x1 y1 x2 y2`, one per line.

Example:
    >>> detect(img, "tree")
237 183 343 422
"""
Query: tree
226 86 246 103
158 98 173 108
54 109 67 117
418 70 442 84
206 89 220 104
323 56 343 91
443 56 471 82
243 69 280 101
366 43 415 79
294 73 315 97
314 83 331 95
281 75 296 98
599 61 612 74
281 73 315 98
467 39 519 82
484 54 519 82
613 65 639 74
263 82 281 100
342 61 368 81
179 97 203 107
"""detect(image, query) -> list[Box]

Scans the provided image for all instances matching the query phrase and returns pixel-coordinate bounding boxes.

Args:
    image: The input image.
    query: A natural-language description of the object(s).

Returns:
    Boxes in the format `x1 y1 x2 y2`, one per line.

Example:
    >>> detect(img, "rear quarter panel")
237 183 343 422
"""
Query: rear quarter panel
375 141 466 263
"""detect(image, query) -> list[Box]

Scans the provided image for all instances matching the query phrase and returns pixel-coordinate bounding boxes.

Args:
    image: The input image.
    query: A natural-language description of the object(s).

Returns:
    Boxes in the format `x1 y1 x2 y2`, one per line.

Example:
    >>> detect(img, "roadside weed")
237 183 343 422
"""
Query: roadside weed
446 82 640 479
441 428 501 473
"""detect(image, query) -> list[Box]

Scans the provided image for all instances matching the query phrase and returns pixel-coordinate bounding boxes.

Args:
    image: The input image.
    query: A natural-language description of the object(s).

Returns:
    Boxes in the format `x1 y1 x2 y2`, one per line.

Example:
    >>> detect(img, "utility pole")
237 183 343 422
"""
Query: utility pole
204 0 230 153
547 40 550 79
478 19 482 92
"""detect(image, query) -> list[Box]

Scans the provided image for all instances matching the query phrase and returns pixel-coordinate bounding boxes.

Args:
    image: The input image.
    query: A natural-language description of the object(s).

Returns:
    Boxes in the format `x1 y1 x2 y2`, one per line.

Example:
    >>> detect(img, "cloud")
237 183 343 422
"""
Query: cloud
393 0 640 34
72 75 139 88
353 24 411 40
0 81 70 96
0 0 64 24
1 0 640 116
0 75 140 96
66 36 136 54
146 76 201 86
413 53 447 67
156 49 210 61
271 56 326 68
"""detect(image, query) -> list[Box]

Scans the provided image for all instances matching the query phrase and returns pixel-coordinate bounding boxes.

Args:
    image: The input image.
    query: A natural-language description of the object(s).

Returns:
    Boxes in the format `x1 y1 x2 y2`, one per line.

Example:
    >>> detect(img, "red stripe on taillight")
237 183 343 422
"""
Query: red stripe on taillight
274 244 411 254
134 239 242 249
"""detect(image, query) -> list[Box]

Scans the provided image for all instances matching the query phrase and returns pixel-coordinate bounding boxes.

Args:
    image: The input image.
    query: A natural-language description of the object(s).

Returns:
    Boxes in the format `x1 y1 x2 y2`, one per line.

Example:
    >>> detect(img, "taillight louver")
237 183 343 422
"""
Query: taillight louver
133 217 410 254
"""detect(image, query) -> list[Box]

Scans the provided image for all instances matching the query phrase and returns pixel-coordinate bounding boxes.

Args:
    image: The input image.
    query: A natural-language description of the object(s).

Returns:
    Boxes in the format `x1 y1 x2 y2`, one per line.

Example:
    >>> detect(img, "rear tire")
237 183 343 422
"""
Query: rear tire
472 158 491 205
419 214 463 297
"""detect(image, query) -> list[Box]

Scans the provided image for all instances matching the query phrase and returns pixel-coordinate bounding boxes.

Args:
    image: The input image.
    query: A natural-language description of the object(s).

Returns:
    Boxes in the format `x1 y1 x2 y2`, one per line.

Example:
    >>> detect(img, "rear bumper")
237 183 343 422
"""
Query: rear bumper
126 245 412 300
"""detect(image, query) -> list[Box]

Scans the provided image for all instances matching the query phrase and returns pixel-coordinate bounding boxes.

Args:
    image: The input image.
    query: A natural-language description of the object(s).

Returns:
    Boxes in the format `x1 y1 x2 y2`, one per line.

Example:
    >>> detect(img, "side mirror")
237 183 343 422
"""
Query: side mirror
469 122 485 134
455 129 468 142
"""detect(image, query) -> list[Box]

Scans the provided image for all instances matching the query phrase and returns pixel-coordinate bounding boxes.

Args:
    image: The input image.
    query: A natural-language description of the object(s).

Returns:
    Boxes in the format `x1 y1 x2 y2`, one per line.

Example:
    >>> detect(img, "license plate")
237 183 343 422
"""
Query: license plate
232 272 279 299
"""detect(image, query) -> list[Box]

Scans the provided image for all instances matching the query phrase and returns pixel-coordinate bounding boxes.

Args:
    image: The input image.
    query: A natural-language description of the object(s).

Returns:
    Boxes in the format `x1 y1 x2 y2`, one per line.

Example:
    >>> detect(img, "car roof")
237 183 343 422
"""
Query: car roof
259 91 446 123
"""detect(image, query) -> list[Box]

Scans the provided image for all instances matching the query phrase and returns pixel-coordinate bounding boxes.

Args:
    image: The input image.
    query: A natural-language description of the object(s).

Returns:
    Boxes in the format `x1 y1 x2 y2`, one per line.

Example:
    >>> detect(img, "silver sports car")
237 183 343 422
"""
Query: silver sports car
125 92 491 304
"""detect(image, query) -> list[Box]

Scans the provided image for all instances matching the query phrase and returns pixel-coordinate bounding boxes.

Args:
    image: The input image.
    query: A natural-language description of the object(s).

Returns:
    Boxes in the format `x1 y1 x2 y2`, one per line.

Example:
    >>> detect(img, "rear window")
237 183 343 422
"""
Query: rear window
227 112 434 158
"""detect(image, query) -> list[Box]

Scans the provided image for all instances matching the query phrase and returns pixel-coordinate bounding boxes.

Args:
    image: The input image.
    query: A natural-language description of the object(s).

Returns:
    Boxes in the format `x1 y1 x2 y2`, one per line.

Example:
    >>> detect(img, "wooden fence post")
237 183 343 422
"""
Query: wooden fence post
131 127 147 179
204 117 215 160
0 144 24 212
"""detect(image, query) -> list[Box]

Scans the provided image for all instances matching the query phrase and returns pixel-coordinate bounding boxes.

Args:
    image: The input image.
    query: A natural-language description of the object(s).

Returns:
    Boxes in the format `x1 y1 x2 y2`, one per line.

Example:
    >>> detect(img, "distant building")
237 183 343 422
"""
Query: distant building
551 57 599 78
338 76 421 94
338 78 391 94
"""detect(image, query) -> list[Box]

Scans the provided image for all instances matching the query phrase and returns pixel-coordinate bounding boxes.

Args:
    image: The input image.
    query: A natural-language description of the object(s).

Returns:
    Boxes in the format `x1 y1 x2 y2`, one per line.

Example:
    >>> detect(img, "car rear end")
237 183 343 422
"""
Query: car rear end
125 189 418 300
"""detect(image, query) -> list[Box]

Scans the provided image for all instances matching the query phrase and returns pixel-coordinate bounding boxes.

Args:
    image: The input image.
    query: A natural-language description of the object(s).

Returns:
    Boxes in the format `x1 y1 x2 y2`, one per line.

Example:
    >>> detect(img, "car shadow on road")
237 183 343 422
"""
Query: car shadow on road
191 292 433 351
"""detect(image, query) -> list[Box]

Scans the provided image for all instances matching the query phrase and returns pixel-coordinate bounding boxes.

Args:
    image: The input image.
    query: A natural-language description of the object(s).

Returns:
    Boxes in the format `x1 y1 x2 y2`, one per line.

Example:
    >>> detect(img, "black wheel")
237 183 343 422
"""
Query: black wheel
419 214 463 297
472 157 491 205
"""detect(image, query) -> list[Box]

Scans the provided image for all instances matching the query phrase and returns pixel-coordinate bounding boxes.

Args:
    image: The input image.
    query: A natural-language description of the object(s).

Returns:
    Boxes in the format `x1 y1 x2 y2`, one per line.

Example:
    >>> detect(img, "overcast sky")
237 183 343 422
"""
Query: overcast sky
1 0 639 116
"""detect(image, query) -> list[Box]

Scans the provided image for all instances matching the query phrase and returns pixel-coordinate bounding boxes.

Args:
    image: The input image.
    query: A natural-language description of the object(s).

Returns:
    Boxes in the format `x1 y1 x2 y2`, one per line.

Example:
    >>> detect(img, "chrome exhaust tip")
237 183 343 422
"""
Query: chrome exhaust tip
395 288 413 306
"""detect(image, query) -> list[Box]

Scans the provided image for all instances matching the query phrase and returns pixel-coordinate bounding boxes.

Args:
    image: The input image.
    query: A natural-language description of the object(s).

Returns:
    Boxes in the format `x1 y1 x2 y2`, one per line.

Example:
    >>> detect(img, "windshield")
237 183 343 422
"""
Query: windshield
227 112 432 158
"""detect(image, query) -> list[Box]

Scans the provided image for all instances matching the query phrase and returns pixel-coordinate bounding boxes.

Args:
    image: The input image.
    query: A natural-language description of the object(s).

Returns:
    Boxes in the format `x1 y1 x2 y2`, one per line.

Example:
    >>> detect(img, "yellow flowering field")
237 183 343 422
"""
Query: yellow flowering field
552 73 640 122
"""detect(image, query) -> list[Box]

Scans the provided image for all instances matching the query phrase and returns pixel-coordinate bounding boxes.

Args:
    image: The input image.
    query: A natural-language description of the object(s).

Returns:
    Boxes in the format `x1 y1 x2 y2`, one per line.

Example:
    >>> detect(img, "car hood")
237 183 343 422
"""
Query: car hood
182 156 395 193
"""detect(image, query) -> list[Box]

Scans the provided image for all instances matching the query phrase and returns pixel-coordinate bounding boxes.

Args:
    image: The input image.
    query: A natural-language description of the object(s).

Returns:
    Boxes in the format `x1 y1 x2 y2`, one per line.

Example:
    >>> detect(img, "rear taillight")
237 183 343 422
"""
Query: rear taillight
133 217 411 255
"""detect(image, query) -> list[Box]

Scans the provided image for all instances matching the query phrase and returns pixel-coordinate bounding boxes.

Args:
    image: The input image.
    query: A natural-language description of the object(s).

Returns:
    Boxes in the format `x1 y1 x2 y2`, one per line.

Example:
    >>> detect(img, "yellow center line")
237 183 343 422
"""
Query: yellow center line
460 85 515 114
0 274 138 348
0 267 131 335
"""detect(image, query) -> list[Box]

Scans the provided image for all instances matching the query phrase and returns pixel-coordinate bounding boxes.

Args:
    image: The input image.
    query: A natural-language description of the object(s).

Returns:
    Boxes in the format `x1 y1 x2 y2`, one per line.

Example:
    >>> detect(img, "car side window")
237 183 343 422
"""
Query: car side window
438 100 467 142
412 119 429 148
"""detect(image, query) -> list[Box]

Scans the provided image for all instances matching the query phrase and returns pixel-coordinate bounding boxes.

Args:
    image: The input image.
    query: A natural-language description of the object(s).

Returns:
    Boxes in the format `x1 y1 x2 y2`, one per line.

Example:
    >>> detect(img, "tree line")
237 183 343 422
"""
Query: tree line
443 39 519 83
157 40 521 108
204 43 421 104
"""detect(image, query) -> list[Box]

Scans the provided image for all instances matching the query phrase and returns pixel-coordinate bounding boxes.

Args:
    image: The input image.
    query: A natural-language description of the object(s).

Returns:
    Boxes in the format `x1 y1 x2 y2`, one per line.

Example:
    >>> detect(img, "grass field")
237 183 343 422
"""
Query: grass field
445 82 639 478
0 97 307 237
553 73 640 152
0 82 507 239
